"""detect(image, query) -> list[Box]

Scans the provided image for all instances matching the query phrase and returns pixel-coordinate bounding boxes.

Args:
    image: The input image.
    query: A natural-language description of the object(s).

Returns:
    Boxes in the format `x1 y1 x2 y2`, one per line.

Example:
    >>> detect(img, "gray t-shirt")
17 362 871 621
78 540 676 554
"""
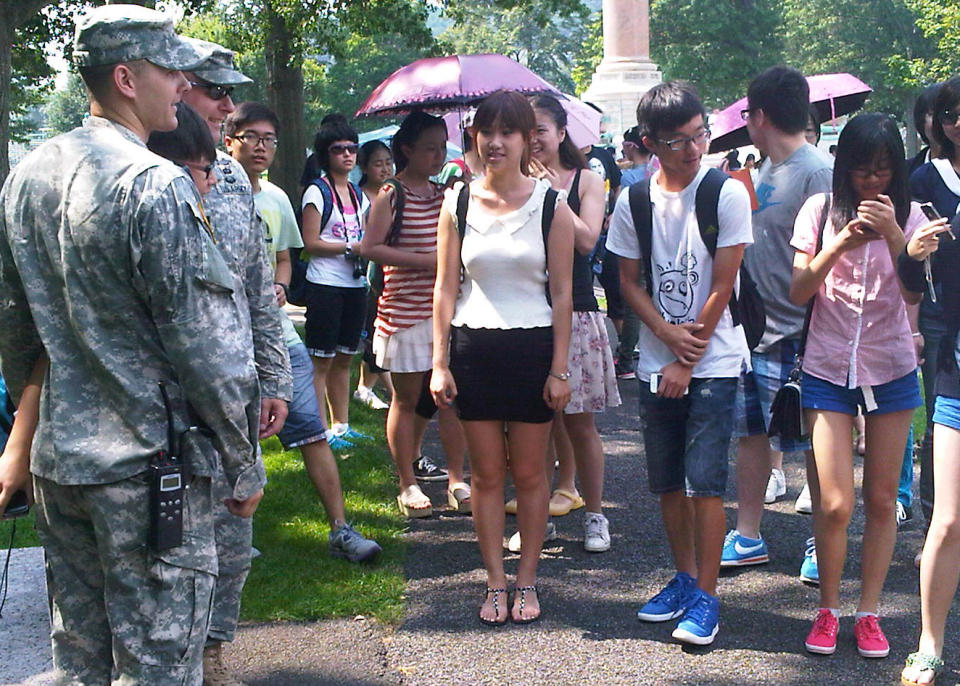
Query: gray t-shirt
744 143 833 351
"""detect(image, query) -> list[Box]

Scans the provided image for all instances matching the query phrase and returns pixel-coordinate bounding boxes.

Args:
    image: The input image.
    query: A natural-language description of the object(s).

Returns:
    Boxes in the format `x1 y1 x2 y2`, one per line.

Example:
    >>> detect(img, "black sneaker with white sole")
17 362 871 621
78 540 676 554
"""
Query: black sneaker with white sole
413 455 448 482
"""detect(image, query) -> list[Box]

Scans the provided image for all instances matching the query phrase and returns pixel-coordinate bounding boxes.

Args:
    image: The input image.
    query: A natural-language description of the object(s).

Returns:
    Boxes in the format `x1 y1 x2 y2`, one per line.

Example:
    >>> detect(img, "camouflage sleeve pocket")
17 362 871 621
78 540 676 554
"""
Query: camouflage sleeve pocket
190 203 235 294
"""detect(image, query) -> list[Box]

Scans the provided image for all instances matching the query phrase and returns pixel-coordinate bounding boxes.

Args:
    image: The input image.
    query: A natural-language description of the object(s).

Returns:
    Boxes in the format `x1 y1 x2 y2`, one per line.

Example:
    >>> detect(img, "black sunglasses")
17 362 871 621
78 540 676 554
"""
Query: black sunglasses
188 81 235 101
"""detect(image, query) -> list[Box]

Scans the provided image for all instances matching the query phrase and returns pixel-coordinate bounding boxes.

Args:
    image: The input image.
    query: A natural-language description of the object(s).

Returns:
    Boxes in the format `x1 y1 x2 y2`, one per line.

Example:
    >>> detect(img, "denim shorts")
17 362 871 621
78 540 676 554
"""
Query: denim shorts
932 395 960 431
734 338 811 452
801 369 922 416
277 342 327 449
639 377 738 497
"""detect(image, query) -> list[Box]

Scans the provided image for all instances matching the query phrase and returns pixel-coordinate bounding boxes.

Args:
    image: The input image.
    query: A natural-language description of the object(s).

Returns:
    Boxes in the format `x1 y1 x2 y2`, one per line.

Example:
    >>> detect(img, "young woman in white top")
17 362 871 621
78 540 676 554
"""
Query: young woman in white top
431 90 575 625
301 116 370 447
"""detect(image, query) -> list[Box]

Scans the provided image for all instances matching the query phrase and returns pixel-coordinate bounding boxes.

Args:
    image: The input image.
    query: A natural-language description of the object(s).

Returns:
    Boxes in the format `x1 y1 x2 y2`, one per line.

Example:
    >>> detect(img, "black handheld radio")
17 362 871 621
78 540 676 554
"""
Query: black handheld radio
149 382 186 551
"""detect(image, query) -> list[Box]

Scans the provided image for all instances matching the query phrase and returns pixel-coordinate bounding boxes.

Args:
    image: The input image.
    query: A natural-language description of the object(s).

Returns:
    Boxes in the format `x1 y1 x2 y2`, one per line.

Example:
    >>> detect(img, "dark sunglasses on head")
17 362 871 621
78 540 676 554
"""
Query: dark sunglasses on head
188 81 234 101
329 143 359 155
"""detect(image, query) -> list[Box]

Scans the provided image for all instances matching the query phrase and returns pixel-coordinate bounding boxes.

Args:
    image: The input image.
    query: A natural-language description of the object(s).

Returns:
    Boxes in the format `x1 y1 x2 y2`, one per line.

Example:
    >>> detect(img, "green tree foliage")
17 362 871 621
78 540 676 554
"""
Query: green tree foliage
440 0 590 93
781 0 935 117
649 0 785 108
44 72 89 135
897 0 960 85
571 15 602 96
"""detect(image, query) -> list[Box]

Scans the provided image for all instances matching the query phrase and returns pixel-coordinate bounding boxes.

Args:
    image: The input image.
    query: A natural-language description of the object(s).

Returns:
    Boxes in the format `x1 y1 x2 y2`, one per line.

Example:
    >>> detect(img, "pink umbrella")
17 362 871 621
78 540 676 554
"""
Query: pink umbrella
708 73 872 153
355 54 561 118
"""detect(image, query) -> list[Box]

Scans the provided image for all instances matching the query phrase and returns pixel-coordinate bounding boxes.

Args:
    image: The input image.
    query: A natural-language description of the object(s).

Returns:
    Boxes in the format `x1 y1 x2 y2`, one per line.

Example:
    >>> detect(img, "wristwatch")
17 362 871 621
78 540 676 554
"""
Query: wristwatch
344 243 353 256
549 370 571 381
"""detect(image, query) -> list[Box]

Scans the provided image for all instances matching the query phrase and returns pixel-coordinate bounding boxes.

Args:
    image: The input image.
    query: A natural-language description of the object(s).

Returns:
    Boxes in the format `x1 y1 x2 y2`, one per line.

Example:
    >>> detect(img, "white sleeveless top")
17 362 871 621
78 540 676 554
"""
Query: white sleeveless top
442 179 565 329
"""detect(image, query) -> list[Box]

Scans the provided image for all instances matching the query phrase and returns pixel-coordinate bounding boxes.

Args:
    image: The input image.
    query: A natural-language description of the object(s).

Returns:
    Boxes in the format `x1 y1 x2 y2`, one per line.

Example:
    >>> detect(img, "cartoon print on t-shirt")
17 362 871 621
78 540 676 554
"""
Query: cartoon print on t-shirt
657 254 699 322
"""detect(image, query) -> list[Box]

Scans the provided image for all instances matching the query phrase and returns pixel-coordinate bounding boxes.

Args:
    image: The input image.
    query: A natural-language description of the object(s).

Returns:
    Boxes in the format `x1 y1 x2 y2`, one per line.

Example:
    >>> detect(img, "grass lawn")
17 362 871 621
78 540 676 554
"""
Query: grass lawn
0 383 407 625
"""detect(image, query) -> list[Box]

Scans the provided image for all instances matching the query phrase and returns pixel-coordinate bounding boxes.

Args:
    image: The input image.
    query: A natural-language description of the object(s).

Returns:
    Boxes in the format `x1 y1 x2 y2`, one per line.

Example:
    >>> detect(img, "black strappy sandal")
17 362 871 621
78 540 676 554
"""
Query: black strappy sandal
512 585 542 625
479 587 508 627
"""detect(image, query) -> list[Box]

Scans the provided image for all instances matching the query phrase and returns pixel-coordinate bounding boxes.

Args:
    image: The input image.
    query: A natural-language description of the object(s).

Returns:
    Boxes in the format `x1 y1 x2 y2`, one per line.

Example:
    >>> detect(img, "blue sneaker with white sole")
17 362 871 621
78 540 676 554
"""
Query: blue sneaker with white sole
720 529 770 567
799 536 819 585
637 572 698 622
672 588 720 645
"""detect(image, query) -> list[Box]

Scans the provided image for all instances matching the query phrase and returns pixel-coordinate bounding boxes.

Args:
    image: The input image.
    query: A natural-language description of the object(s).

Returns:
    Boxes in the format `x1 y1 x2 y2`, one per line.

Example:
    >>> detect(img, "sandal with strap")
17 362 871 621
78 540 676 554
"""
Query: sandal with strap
479 587 508 627
447 482 471 514
549 488 584 517
396 484 432 519
512 585 542 625
901 652 944 686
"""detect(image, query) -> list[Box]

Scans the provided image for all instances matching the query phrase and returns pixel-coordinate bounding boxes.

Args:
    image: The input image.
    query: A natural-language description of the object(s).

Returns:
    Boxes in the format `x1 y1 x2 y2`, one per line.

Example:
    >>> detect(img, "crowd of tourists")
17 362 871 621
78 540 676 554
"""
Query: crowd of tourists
3 5 960 686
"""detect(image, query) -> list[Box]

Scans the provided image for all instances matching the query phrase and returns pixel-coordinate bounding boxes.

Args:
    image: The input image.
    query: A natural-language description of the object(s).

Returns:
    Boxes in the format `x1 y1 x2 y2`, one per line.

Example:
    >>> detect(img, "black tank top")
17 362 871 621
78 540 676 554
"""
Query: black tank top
567 169 599 312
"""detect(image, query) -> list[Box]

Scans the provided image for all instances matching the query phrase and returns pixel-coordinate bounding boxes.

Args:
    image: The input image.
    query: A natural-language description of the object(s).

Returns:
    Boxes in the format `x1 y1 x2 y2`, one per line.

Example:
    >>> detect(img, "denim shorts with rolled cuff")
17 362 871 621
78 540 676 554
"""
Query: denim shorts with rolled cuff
734 337 812 453
639 376 738 497
801 369 922 416
932 395 960 431
277 342 328 449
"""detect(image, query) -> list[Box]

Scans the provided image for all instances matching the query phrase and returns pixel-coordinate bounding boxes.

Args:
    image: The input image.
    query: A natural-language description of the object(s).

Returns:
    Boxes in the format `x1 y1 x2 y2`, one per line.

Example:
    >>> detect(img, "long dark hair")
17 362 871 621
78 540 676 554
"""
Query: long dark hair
932 77 960 160
391 111 445 173
472 89 536 176
358 139 391 186
831 112 909 231
530 93 587 170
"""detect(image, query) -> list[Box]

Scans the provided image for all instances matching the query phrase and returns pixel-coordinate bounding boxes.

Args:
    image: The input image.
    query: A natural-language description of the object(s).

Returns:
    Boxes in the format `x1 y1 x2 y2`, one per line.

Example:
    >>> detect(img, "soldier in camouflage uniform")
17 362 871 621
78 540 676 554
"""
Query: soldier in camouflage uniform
0 6 267 684
178 41 293 686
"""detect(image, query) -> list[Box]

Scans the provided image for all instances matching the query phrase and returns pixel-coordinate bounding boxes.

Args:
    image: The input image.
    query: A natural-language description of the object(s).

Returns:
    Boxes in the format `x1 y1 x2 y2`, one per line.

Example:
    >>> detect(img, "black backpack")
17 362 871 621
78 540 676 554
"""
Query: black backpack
288 176 363 307
628 168 765 351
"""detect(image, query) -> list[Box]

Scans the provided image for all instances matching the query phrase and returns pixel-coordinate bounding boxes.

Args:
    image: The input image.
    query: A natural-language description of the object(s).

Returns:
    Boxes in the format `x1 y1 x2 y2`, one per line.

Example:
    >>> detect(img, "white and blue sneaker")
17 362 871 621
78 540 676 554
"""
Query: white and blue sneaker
799 536 819 586
637 572 698 622
720 529 770 567
672 588 720 645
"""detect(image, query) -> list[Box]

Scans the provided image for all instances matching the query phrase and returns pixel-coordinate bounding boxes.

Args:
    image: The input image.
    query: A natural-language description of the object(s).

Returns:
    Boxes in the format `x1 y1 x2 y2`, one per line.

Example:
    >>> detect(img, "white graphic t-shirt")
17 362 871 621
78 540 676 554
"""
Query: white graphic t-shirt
606 166 754 381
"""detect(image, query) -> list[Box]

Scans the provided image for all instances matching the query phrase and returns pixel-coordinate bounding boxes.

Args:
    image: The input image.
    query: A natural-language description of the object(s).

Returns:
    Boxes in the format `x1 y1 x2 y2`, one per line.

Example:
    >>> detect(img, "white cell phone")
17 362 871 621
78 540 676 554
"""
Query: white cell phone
649 373 689 395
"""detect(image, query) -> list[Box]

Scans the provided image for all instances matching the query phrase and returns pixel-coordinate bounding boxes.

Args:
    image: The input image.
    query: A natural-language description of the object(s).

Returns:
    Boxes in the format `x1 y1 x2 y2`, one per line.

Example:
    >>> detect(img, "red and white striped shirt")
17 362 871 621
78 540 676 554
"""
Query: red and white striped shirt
375 181 443 336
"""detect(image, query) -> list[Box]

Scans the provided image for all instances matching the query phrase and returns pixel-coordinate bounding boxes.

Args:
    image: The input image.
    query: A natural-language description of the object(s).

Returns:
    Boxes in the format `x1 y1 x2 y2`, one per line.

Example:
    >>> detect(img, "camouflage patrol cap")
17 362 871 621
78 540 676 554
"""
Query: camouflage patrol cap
74 4 211 71
184 38 253 86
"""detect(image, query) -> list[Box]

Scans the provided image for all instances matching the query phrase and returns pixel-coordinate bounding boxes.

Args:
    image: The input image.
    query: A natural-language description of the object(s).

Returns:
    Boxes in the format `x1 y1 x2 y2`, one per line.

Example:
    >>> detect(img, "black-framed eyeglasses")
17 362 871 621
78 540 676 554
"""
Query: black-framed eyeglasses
234 132 279 149
329 143 359 155
657 129 711 152
940 109 960 126
180 160 215 180
188 81 235 101
740 108 757 121
850 165 893 180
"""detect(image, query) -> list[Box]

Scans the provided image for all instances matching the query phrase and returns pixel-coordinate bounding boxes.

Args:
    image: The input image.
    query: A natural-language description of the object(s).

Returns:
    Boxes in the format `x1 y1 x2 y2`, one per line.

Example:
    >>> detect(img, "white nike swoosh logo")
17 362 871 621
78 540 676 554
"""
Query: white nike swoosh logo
734 541 764 555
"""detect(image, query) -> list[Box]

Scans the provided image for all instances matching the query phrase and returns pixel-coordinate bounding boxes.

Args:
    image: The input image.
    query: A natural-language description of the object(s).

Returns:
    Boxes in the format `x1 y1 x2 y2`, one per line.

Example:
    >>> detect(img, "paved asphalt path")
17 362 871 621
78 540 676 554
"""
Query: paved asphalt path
227 374 959 686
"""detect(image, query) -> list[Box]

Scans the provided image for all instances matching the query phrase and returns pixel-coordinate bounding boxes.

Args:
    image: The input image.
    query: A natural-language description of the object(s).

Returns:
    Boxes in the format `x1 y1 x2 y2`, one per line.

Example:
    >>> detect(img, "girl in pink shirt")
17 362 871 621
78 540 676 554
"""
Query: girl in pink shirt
789 113 932 659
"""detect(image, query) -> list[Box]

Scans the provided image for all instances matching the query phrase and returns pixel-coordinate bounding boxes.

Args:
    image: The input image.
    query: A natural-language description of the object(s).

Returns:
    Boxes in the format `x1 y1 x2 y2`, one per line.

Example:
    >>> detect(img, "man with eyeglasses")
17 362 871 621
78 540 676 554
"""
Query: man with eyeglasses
181 39 293 686
606 81 753 645
723 66 833 581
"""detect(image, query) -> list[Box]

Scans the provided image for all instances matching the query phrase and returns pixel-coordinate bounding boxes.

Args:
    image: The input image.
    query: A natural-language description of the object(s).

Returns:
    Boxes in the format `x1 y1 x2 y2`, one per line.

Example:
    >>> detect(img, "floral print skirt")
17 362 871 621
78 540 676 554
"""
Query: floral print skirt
564 310 621 414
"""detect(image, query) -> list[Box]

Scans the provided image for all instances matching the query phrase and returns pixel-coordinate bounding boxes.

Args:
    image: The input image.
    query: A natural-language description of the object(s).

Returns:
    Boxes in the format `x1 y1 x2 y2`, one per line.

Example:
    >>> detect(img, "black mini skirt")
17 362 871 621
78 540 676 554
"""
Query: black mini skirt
450 325 554 423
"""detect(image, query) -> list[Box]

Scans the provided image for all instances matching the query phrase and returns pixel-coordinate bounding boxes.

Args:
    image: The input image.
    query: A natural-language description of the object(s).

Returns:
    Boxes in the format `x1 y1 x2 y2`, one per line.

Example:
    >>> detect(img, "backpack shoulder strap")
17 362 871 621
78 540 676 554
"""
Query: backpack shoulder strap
310 176 335 234
694 167 728 257
566 169 582 216
455 183 470 242
381 178 405 244
542 187 559 256
628 178 654 294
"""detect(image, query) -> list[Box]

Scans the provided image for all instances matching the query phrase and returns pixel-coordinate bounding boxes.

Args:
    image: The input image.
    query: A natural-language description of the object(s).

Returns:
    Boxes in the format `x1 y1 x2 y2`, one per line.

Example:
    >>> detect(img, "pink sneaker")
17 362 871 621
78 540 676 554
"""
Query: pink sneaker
854 614 889 658
805 609 838 655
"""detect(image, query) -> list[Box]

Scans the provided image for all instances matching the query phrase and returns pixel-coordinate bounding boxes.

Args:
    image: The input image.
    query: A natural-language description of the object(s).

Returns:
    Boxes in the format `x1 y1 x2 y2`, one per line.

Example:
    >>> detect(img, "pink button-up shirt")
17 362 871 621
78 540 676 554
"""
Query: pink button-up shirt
791 194 924 389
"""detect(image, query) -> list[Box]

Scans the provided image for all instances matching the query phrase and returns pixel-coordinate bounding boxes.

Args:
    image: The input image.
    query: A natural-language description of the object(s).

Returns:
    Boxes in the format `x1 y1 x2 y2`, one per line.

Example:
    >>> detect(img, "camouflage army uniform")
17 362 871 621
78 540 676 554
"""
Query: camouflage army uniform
203 148 292 646
0 109 267 685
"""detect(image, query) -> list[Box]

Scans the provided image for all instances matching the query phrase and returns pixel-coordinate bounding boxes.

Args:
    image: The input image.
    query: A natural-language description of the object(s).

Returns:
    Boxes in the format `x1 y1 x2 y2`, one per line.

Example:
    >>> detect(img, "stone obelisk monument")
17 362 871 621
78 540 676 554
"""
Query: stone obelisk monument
581 0 661 141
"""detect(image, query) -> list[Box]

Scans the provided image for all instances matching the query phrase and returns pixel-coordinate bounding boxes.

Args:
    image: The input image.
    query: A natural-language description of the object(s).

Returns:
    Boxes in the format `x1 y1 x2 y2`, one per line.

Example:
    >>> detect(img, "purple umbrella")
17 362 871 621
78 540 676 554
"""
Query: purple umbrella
355 54 562 118
708 73 872 153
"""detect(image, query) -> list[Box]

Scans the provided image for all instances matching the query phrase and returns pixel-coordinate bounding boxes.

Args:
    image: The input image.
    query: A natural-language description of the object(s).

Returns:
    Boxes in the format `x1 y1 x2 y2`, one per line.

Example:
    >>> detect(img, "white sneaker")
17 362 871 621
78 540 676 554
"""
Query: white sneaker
764 468 787 504
353 386 389 410
795 482 813 514
507 521 557 553
583 512 610 552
